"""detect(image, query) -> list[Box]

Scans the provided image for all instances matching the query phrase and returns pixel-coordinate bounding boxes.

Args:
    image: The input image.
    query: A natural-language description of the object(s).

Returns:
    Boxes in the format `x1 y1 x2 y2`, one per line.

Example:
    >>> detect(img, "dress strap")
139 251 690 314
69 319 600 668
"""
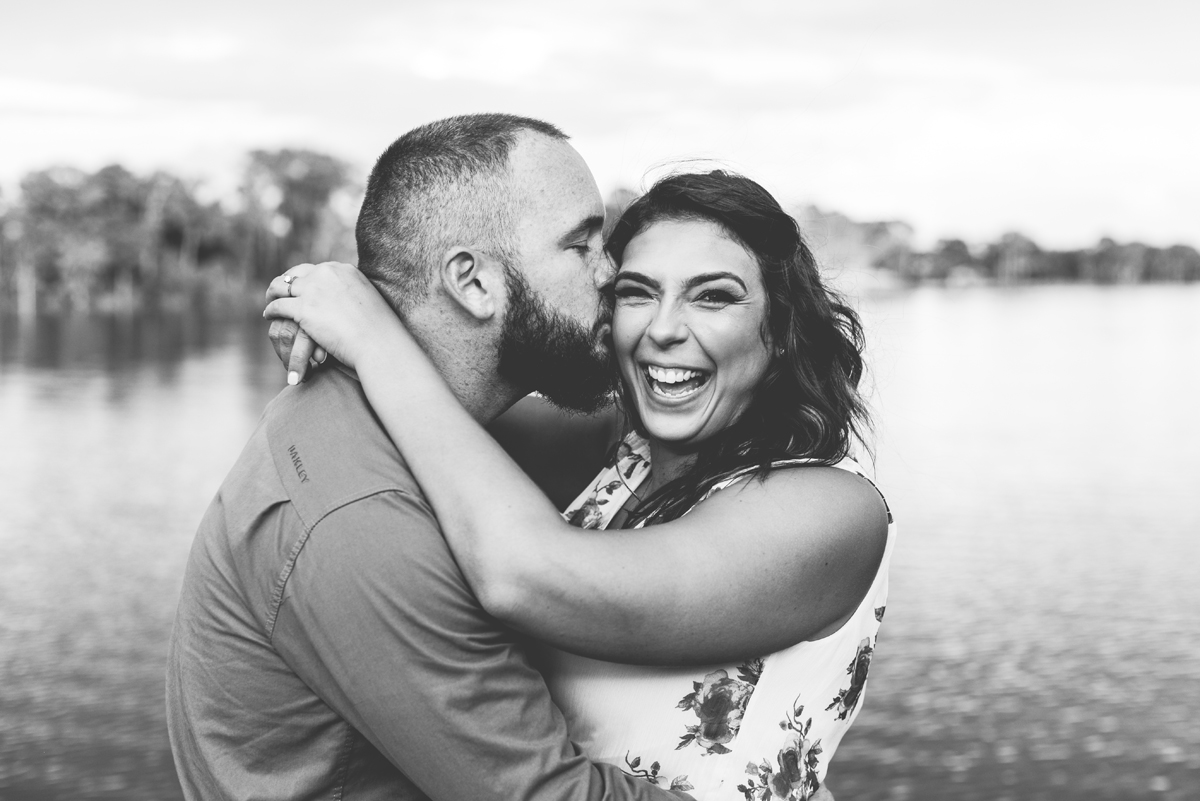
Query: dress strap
561 433 652 530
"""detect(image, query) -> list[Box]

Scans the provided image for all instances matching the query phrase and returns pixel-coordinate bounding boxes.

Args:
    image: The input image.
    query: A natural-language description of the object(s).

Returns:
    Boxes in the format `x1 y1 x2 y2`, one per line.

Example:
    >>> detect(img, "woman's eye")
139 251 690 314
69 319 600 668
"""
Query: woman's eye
697 289 737 305
613 285 652 301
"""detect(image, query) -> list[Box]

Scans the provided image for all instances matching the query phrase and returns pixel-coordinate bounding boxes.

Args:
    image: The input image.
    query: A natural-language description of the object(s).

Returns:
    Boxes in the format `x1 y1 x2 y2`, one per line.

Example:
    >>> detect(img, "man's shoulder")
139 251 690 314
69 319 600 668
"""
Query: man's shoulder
184 368 437 646
263 368 423 529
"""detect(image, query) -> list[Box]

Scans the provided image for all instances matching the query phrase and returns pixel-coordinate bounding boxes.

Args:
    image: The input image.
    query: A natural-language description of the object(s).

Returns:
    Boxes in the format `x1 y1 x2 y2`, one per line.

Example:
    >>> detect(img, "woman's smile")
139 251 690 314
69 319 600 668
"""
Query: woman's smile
642 363 711 400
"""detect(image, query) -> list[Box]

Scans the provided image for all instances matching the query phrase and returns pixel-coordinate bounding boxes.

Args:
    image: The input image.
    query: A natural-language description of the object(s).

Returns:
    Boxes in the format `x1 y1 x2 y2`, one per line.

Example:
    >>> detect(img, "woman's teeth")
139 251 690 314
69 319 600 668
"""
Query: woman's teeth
645 365 708 398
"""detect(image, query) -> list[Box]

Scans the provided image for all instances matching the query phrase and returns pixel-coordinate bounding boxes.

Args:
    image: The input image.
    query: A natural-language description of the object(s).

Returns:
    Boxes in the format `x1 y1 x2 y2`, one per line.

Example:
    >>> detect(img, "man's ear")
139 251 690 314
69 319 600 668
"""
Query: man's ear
438 247 504 322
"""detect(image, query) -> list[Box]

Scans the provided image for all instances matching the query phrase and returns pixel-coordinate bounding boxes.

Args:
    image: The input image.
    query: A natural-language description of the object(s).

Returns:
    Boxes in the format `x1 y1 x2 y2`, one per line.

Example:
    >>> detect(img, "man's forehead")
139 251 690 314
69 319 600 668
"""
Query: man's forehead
509 136 598 200
508 135 603 235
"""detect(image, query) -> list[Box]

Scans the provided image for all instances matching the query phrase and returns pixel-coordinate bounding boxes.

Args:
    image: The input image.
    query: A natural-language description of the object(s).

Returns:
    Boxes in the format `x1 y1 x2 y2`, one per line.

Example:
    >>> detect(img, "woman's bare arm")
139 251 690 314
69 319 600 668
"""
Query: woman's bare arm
269 316 619 509
266 263 888 665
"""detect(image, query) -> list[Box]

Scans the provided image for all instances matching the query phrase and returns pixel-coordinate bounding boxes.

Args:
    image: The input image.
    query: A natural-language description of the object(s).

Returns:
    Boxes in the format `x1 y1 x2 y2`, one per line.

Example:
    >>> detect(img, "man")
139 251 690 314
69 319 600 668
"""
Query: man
166 114 685 800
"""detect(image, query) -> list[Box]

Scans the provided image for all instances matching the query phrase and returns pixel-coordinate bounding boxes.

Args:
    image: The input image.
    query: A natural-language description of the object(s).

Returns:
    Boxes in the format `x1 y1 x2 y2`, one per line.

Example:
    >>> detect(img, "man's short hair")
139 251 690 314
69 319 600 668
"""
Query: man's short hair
356 113 568 315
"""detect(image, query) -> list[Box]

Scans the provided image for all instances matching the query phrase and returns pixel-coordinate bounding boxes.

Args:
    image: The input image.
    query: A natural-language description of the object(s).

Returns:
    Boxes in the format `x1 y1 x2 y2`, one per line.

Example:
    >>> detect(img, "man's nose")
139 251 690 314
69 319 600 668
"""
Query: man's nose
646 301 689 349
593 248 616 288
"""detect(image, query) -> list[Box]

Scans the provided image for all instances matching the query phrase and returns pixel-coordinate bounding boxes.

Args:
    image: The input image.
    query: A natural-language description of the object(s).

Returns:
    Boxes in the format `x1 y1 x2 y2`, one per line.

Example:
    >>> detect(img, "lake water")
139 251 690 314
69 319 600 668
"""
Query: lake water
1 285 1198 801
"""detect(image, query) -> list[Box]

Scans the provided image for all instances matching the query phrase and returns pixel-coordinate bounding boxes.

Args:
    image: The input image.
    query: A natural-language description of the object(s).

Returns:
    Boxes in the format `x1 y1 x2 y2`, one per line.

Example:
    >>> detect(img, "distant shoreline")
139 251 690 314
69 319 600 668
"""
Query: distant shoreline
2 158 1196 315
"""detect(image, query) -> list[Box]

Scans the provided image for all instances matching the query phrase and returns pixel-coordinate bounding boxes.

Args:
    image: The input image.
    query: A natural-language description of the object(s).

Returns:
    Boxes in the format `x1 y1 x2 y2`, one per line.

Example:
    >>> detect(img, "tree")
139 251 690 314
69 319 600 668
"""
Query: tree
1146 245 1200 282
984 233 1041 283
240 150 358 281
1080 239 1149 283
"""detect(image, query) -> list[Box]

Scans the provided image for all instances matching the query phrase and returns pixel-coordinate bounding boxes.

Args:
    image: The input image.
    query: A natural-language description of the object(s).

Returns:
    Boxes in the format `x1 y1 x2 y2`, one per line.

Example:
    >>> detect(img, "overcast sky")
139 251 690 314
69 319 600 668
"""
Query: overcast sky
3 0 1197 248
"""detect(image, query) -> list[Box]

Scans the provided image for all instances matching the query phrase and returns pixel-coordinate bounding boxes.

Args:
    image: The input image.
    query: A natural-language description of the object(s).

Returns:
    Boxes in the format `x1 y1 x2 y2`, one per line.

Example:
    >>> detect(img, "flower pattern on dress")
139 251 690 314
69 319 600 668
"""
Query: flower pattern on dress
825 637 873 721
615 440 649 479
566 479 624 529
622 753 694 792
564 441 650 529
738 698 823 801
676 659 763 755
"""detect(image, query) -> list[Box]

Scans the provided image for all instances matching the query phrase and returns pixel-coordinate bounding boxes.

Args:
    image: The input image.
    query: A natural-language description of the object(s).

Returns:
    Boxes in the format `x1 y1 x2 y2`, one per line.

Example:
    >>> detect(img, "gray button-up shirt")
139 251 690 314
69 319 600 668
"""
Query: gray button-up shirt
166 368 686 801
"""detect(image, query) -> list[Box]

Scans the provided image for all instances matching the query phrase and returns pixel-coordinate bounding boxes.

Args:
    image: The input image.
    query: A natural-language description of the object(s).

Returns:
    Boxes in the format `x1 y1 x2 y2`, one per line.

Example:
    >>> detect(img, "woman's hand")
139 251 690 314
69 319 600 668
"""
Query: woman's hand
264 262 410 377
267 319 326 384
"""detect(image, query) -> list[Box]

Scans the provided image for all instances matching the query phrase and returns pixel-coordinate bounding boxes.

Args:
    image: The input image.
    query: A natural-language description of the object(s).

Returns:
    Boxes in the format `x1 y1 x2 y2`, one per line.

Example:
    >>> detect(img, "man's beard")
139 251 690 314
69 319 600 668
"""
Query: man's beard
497 267 615 414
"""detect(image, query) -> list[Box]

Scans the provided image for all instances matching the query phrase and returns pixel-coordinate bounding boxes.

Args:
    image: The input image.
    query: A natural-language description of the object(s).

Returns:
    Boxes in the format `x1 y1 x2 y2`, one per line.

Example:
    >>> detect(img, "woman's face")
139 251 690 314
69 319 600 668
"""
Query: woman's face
612 218 773 452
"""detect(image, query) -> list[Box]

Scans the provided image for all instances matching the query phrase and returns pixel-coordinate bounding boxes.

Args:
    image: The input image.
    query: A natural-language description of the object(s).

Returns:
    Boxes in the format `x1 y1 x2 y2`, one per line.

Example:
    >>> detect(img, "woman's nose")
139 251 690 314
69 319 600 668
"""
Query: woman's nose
646 302 688 348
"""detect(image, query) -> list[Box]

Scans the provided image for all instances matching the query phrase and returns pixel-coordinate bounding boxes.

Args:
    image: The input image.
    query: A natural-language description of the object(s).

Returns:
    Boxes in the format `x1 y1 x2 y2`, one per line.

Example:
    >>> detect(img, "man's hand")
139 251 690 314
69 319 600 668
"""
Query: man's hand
268 319 325 385
811 784 835 801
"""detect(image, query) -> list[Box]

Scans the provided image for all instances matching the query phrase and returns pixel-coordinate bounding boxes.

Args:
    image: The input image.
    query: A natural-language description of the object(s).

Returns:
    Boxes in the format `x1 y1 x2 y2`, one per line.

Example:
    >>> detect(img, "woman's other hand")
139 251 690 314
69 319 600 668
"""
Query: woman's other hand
267 319 328 385
264 262 406 377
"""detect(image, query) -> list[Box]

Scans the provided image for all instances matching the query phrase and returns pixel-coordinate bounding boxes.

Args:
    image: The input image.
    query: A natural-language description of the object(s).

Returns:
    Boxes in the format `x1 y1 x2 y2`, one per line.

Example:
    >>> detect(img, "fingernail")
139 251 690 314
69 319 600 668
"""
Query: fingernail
288 371 300 386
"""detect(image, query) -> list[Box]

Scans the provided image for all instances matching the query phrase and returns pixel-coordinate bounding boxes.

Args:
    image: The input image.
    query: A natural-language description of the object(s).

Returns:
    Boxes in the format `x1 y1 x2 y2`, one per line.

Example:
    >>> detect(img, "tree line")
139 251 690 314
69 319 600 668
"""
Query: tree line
0 150 359 315
1 155 1196 315
793 205 1200 286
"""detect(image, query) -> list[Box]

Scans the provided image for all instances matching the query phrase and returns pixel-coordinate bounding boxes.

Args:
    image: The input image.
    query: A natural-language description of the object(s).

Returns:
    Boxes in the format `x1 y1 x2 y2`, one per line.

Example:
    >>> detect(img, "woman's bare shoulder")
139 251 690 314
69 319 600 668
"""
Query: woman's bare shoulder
683 463 889 573
757 463 888 532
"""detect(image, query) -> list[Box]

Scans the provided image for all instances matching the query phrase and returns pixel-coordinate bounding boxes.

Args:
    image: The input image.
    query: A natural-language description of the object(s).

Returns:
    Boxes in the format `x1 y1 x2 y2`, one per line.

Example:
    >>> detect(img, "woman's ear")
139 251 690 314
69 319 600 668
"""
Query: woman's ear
438 246 503 321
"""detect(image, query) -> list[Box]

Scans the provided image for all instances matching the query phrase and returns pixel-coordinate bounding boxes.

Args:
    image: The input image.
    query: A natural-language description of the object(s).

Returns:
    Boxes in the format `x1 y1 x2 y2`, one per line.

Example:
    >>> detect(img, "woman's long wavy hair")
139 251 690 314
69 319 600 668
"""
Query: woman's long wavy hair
603 170 870 526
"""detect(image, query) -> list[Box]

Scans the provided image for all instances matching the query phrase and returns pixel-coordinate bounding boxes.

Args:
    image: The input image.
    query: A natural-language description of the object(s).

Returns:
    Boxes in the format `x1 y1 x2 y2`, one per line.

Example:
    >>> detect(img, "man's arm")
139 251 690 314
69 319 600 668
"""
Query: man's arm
271 491 692 801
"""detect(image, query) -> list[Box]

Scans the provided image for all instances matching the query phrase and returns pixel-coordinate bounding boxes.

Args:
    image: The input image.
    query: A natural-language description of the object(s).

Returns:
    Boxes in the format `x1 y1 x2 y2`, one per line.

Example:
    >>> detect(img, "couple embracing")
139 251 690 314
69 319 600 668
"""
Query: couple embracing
166 113 893 801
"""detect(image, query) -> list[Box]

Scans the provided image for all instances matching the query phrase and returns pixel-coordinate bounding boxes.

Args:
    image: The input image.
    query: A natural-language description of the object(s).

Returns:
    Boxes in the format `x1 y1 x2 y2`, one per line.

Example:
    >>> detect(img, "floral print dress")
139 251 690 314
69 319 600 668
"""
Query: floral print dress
539 433 895 801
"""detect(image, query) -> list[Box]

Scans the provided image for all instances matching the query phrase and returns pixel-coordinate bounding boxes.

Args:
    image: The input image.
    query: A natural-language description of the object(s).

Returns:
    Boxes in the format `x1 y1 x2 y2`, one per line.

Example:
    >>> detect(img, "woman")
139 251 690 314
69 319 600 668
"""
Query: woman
265 171 893 801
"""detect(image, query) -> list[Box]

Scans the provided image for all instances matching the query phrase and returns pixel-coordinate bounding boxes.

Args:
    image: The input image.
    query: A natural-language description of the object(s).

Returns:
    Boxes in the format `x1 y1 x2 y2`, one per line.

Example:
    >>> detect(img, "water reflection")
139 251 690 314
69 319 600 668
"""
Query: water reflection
0 310 283 801
829 285 1200 801
1 287 1199 800
0 309 275 376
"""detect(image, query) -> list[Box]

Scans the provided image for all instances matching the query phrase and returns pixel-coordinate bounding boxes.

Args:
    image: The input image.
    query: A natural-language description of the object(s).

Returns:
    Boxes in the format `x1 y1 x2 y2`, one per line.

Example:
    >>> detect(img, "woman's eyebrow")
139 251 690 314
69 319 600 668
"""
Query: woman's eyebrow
614 270 659 288
685 271 748 291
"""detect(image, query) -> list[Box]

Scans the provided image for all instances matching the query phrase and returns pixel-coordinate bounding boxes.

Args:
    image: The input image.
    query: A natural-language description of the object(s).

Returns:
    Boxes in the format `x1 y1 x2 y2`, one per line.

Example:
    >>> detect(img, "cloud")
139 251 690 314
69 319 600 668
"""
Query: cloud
0 77 141 115
1 0 1198 246
130 32 243 63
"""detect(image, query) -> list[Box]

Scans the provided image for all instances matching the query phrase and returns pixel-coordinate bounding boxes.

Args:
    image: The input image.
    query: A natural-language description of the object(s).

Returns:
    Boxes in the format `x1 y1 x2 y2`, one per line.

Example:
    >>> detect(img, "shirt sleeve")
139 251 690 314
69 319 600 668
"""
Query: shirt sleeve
272 489 690 801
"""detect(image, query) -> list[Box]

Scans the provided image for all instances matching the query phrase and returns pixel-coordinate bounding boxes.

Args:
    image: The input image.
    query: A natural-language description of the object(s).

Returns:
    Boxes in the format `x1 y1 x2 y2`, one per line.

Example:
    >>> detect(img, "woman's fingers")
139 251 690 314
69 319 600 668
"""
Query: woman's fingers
265 309 313 384
263 296 302 322
267 265 307 301
266 262 324 302
265 275 289 302
266 261 358 307
287 328 317 385
268 319 300 368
